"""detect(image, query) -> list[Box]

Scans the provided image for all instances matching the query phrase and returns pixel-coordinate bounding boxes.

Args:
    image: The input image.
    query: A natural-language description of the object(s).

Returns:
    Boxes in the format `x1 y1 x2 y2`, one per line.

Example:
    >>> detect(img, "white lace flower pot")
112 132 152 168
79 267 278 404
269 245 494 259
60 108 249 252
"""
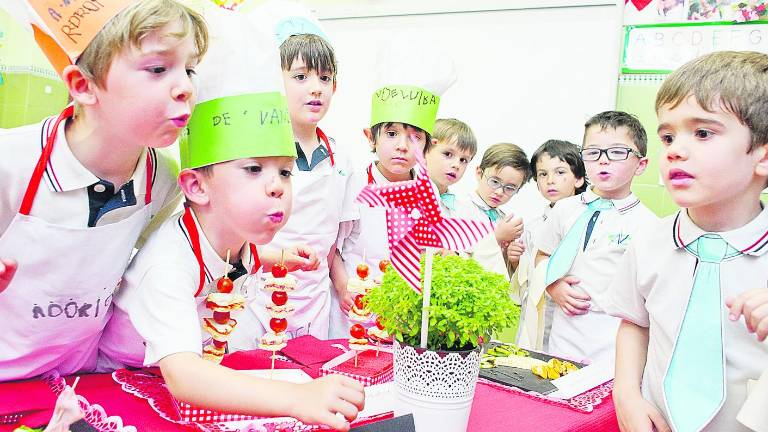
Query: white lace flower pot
392 341 481 432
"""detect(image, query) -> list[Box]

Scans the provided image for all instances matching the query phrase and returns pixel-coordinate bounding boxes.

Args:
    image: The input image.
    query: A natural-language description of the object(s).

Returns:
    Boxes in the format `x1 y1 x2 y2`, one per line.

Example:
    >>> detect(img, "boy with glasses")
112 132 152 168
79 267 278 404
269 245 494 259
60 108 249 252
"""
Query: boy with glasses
534 111 657 362
467 143 529 278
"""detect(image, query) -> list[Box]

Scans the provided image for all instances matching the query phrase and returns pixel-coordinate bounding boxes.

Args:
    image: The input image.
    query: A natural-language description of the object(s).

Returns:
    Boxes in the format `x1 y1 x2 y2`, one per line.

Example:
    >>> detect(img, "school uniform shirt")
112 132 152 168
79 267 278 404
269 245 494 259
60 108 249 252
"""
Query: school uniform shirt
250 137 358 341
535 188 657 362
99 209 261 367
515 204 553 351
0 117 180 238
607 208 768 432
0 116 180 380
466 192 509 279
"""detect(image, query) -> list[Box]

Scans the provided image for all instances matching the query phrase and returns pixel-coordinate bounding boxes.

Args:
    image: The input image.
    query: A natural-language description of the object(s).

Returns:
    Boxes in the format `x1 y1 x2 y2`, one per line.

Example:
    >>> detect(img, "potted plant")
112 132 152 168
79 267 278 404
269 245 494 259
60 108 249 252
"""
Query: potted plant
366 254 518 432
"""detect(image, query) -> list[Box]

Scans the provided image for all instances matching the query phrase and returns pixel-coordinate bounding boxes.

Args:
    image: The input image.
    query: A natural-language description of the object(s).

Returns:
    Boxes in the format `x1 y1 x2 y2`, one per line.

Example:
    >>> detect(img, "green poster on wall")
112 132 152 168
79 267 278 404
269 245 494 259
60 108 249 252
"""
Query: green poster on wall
0 7 68 128
616 74 680 217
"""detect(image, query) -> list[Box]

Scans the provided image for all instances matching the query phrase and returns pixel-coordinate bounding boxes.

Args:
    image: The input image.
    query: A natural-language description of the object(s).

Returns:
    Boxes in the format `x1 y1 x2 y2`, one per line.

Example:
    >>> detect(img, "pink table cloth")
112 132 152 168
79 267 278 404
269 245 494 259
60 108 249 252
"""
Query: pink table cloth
0 338 619 432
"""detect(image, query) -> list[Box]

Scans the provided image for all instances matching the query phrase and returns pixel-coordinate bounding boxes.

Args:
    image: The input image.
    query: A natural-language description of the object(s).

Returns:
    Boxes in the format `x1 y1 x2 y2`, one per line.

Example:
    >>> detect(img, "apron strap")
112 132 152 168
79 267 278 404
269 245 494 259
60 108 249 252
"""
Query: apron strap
316 127 335 167
144 150 154 205
20 106 155 216
249 243 260 274
20 106 74 216
182 205 207 297
367 163 375 185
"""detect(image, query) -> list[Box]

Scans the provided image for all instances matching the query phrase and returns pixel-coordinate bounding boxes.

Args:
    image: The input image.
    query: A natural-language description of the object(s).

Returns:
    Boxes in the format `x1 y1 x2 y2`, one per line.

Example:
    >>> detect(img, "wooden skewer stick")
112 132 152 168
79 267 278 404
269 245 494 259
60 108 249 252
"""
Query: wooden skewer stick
225 249 231 275
54 376 81 423
270 350 276 380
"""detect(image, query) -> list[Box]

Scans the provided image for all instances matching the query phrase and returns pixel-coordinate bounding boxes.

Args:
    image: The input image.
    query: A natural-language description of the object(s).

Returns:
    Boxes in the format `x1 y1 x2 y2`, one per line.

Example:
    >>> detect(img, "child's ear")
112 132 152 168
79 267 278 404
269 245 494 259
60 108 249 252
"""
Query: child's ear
475 166 483 180
178 169 210 206
62 65 97 107
426 138 438 153
575 176 585 188
634 157 649 176
363 128 375 152
755 143 768 179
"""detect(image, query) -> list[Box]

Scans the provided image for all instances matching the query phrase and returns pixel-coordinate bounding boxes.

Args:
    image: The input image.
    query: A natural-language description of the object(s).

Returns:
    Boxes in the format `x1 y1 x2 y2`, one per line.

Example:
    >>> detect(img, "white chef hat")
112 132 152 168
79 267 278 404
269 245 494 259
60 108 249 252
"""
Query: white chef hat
179 6 295 169
370 43 457 134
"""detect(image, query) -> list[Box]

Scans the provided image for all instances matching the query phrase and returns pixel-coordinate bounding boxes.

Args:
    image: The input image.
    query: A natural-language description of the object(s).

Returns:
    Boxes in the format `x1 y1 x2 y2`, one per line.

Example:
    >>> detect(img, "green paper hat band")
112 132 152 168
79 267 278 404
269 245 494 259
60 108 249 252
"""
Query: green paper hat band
181 92 297 170
370 85 440 134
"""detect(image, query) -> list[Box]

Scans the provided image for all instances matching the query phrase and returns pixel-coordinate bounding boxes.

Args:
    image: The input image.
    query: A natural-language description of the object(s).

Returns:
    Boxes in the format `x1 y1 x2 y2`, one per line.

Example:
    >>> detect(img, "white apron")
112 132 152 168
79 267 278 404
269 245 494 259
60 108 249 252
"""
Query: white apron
328 164 389 338
251 129 344 340
0 106 154 381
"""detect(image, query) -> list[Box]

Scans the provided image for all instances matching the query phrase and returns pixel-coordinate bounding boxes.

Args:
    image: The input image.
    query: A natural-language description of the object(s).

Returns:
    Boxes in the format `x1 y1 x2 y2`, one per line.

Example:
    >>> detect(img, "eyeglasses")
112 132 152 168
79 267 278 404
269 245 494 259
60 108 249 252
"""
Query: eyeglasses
580 147 643 162
484 175 519 196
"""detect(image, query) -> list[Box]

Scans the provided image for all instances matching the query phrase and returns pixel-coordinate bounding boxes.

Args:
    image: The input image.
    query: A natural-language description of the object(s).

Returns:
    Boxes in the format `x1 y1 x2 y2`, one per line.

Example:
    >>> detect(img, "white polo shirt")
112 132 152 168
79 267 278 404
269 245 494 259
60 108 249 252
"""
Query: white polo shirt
0 116 181 238
466 192 509 278
534 188 657 361
607 207 768 432
535 188 657 311
101 209 261 366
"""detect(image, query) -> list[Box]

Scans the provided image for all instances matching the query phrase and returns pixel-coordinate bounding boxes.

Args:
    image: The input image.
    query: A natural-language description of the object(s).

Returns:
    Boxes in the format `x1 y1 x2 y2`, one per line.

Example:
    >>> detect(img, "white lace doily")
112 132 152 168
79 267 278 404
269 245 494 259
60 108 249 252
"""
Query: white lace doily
393 342 481 400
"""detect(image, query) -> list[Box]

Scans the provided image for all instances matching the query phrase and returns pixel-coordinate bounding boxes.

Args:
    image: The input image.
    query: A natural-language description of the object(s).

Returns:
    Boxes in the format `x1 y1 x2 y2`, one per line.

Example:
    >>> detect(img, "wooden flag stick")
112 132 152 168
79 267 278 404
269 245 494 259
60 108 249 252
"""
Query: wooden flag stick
420 247 435 349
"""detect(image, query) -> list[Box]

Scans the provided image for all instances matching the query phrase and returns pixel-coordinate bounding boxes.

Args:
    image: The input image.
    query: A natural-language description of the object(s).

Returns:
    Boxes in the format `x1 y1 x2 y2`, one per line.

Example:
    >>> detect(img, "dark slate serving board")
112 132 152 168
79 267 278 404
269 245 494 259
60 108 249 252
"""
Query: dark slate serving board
478 342 584 395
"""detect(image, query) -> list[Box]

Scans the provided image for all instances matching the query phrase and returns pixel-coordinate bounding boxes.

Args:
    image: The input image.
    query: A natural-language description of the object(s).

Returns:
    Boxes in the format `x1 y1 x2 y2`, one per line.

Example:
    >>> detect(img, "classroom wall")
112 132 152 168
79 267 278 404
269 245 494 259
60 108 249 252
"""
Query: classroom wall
313 2 623 223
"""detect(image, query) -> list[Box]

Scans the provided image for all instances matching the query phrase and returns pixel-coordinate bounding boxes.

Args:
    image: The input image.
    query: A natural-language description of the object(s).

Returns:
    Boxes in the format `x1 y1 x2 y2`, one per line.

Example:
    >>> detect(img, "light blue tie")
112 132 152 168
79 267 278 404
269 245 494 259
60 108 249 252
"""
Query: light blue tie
663 234 740 432
545 198 613 286
484 208 500 222
440 193 456 211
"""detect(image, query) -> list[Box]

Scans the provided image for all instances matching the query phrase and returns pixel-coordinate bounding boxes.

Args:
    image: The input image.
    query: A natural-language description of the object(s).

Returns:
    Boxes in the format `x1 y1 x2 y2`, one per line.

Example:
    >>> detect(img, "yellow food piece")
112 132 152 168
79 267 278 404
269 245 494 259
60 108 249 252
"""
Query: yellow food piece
531 365 547 379
531 359 580 380
546 367 560 379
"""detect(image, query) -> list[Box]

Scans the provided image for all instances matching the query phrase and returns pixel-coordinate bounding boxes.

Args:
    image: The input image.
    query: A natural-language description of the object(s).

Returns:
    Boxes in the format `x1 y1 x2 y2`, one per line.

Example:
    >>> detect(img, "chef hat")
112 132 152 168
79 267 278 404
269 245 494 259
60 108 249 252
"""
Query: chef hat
246 0 329 47
179 6 295 170
370 44 457 135
2 0 136 76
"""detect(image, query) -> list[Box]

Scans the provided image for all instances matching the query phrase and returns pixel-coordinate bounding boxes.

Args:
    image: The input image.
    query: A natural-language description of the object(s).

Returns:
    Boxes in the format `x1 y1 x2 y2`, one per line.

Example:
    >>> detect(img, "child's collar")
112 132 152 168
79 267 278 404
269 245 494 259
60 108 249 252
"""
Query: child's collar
580 187 640 215
673 206 768 256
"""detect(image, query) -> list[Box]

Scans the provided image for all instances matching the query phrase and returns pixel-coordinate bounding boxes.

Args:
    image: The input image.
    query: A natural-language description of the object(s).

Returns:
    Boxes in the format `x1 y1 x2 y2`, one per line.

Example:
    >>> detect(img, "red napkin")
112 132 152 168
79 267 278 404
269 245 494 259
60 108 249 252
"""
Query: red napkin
0 377 57 430
279 336 347 366
221 349 302 370
333 350 392 376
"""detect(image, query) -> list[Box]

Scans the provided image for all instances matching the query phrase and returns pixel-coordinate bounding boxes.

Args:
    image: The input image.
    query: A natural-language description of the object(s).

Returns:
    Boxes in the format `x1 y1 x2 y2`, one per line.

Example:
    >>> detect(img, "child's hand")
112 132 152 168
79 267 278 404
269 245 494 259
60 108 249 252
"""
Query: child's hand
290 374 365 431
545 276 590 316
726 288 768 342
495 216 523 244
0 258 17 294
44 385 83 432
337 286 354 314
615 390 670 432
506 239 525 264
286 244 320 272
